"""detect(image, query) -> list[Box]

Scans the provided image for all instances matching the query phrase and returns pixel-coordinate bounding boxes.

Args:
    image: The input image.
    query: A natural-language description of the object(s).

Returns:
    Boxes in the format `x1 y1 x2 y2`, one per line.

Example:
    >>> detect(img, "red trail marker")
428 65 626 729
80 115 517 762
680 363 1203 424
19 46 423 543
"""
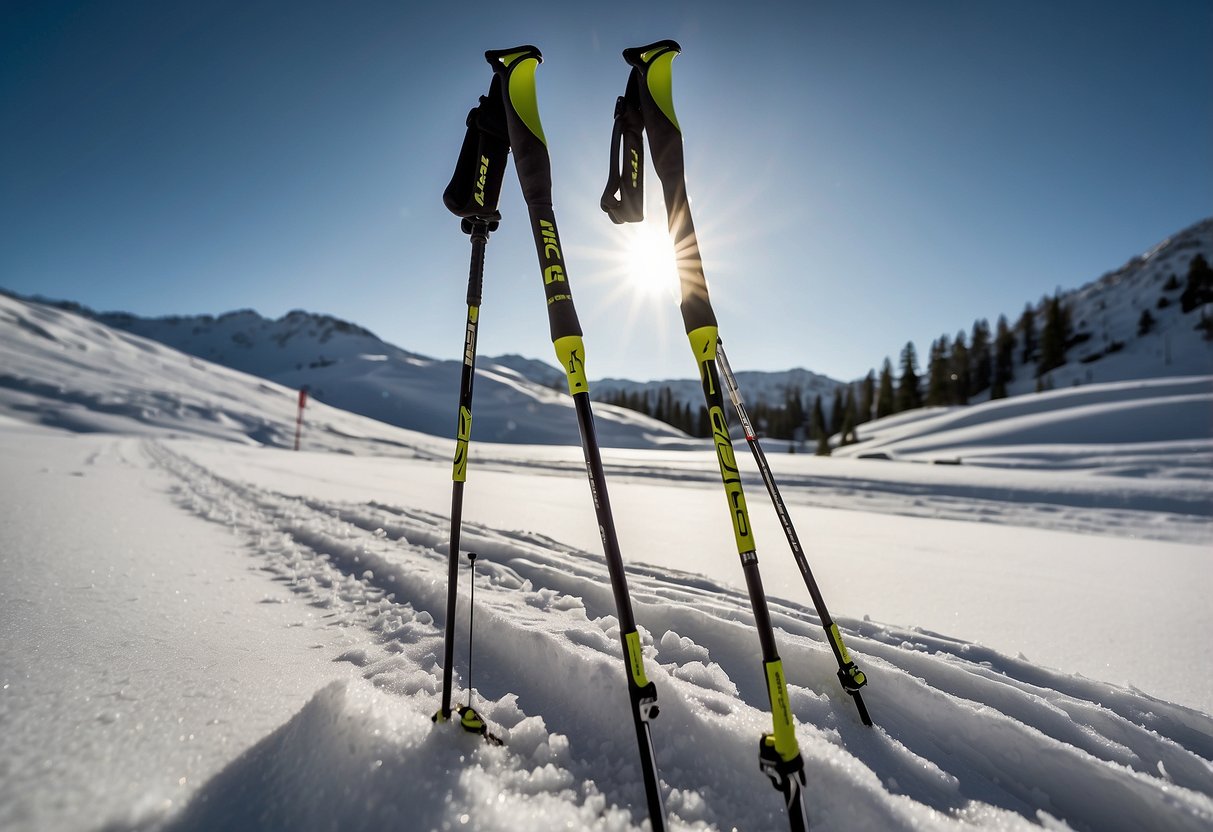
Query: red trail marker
294 387 307 451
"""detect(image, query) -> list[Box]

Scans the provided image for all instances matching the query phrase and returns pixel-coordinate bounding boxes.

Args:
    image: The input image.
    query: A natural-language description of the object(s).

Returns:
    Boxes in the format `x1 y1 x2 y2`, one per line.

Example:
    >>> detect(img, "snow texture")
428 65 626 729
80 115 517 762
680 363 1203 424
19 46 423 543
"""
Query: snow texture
2 292 1211 832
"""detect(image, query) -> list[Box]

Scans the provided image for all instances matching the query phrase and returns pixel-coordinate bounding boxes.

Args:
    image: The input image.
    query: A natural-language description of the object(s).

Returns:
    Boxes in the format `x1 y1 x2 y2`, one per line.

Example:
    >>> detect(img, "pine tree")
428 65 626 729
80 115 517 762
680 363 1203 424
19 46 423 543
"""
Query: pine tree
629 392 642 416
876 358 895 419
1137 308 1156 336
1180 253 1213 312
1200 309 1213 341
810 394 826 441
896 342 922 412
785 386 806 437
858 370 875 425
969 319 991 396
1018 303 1037 366
841 385 858 445
992 314 1015 400
1037 293 1069 376
815 431 831 456
925 335 950 406
950 330 970 405
829 386 845 436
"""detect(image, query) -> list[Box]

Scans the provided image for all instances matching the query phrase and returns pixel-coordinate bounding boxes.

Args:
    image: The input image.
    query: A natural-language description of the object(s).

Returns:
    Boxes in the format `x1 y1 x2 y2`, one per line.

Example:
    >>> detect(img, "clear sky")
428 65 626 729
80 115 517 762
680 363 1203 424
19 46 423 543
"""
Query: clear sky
3 1 1210 383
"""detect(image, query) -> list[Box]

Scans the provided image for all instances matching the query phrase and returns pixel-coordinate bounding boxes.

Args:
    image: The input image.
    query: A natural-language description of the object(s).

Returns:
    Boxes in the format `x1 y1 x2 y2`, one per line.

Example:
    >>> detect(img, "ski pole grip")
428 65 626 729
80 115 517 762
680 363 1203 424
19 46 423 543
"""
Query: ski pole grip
622 40 682 134
486 45 584 346
485 46 550 208
618 40 716 335
621 39 685 190
443 78 509 221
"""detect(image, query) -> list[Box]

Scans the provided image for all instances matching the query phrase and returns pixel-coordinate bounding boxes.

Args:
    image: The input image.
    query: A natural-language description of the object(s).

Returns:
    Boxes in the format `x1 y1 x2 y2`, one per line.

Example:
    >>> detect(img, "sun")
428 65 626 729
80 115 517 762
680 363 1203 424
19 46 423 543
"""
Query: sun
622 219 679 300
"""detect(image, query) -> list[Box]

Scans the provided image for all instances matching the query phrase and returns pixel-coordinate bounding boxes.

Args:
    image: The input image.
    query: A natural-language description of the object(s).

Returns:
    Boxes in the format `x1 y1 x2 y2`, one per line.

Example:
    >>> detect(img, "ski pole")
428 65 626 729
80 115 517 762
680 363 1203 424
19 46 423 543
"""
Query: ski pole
717 341 872 725
435 87 508 727
603 40 812 830
465 552 477 710
604 39 872 727
484 45 667 831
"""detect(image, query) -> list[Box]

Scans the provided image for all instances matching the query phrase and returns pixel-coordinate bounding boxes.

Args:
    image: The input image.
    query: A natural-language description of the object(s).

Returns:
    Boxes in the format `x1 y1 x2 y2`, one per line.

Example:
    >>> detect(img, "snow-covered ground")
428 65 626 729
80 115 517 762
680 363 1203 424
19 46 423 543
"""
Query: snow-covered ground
2 294 1212 831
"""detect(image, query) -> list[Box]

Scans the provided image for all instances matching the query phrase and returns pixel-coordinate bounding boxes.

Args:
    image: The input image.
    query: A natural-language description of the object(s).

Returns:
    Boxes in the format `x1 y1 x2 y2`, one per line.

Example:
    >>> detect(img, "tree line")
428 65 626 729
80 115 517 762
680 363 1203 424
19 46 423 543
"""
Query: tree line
600 253 1213 451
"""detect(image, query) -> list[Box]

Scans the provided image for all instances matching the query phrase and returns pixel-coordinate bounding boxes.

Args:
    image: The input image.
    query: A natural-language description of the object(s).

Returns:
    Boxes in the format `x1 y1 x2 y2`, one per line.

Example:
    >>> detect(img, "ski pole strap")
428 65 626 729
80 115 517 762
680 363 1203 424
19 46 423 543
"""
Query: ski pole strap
443 75 509 221
485 45 586 381
600 71 645 224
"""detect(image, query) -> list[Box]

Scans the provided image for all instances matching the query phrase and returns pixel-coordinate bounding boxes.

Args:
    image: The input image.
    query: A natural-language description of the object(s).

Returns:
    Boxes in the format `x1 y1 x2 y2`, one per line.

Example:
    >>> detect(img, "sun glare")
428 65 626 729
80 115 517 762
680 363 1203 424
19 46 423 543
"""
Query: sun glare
623 221 679 300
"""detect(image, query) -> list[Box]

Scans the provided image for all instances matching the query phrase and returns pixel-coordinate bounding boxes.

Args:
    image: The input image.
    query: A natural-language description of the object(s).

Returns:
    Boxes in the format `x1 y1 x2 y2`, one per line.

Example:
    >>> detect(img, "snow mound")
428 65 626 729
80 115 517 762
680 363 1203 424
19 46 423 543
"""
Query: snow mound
836 375 1213 475
155 681 638 832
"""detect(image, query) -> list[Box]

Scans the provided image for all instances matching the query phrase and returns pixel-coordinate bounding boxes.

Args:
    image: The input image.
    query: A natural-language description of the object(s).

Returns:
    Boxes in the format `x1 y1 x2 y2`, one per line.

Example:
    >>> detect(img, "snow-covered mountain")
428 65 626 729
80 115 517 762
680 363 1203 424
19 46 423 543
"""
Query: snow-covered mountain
950 217 1213 397
1041 218 1212 379
12 297 695 449
17 218 1209 449
581 218 1213 416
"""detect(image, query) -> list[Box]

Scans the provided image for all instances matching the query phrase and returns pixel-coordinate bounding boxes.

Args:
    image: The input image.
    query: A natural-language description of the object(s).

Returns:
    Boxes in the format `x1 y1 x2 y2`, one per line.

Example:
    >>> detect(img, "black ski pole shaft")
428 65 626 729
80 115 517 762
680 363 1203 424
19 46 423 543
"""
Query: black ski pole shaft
608 40 810 831
436 80 508 726
438 218 493 723
717 341 872 726
486 45 667 832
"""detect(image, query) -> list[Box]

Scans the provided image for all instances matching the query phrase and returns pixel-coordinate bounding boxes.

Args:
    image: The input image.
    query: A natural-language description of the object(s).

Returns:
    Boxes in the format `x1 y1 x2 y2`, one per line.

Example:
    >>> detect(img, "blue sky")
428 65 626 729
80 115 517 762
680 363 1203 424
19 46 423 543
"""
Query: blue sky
2 1 1210 382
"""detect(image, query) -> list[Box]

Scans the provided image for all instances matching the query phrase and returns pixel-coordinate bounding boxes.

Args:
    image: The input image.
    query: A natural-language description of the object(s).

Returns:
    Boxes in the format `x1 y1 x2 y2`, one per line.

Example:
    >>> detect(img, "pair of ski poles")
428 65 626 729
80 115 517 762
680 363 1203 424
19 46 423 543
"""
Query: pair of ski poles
434 43 870 832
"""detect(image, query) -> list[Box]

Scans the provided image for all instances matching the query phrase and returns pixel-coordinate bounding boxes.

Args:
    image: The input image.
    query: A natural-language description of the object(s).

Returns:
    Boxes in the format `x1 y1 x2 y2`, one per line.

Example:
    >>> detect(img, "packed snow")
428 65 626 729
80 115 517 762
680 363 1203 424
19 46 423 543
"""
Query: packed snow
2 293 1212 832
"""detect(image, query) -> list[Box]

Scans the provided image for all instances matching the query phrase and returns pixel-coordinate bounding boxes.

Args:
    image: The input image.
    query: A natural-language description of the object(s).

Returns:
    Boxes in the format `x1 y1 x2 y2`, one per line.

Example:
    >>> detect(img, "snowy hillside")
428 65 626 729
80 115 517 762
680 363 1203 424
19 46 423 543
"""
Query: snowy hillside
17 219 1210 448
563 218 1213 418
999 217 1213 394
834 375 1213 473
7 296 693 449
2 290 1212 832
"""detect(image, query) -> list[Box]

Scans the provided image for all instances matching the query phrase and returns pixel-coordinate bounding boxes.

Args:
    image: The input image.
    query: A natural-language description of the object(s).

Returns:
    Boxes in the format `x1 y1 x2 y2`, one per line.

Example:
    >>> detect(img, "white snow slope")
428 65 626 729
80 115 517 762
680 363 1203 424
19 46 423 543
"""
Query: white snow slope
27 301 696 449
2 293 1212 832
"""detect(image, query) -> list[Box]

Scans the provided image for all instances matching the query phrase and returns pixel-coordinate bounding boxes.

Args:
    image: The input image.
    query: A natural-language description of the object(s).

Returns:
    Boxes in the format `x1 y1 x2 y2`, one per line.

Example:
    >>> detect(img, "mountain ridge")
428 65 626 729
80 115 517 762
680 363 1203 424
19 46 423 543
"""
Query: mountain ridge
6 216 1209 442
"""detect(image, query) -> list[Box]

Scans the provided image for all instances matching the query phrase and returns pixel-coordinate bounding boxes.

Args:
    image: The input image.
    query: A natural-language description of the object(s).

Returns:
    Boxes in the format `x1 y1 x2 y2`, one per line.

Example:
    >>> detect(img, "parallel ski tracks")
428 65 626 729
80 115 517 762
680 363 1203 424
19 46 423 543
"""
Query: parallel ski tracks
144 440 1213 832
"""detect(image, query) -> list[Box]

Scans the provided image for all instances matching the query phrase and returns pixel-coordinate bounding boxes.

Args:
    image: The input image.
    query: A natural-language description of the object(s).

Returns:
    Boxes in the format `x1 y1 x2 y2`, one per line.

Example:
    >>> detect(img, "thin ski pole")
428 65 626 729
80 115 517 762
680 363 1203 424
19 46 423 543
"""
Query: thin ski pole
604 40 811 830
438 217 494 724
717 341 872 726
457 551 497 743
465 551 477 710
485 45 667 832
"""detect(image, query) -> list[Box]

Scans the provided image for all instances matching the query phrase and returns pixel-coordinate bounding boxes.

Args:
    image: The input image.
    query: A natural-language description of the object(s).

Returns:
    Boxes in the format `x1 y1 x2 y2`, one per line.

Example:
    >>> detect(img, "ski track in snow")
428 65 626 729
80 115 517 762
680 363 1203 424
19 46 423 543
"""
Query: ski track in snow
459 451 1212 547
136 440 1213 832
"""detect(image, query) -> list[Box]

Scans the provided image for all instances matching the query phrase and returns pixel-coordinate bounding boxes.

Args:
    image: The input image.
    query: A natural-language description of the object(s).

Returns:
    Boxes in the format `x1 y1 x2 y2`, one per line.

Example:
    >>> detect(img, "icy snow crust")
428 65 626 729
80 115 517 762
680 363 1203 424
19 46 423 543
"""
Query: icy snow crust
2 293 1212 831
